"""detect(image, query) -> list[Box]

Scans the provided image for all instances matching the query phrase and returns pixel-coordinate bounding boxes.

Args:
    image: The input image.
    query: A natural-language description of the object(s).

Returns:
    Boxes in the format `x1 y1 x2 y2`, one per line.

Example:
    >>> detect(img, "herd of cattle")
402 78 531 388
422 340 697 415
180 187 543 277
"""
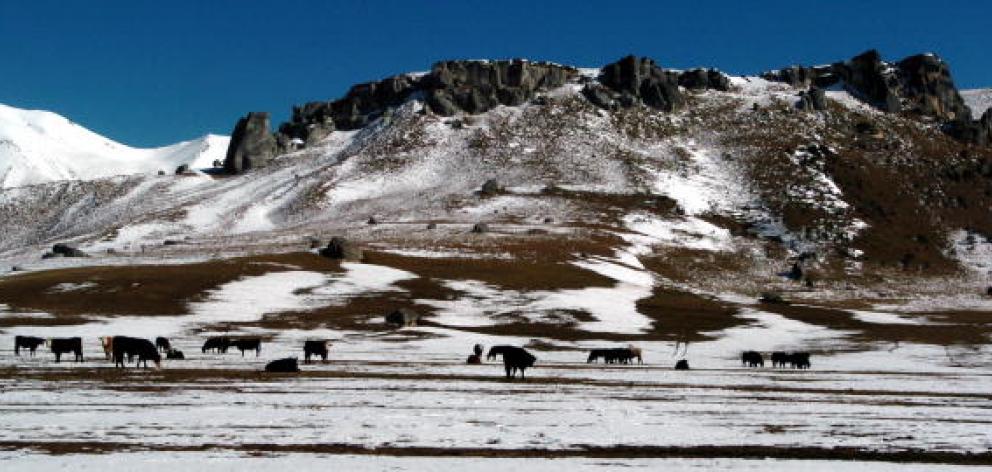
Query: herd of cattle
12 335 812 378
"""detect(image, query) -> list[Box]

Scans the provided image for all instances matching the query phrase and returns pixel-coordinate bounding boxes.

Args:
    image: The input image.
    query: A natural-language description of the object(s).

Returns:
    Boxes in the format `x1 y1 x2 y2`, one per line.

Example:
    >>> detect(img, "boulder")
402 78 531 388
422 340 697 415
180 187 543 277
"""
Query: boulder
385 307 420 328
426 222 438 230
264 357 300 373
223 112 277 174
471 223 490 234
480 178 502 196
319 237 364 261
51 243 88 258
174 164 191 175
367 216 379 225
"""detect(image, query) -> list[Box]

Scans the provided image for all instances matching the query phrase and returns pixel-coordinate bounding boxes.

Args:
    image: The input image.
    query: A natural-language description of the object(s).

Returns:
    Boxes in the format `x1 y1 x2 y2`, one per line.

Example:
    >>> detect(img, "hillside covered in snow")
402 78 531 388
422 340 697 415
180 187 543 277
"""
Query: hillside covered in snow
0 103 228 188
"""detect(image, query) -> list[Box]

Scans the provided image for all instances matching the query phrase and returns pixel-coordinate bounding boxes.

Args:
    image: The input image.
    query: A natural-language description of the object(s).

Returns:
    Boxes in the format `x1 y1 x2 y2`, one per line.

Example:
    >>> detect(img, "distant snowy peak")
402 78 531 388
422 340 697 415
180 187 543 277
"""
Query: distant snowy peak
0 103 229 189
962 89 992 116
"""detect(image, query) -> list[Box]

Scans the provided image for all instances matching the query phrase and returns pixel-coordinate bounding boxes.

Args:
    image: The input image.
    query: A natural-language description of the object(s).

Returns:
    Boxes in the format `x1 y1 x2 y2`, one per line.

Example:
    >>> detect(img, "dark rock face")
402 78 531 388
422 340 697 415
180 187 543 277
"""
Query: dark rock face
593 56 684 112
945 109 992 147
797 87 827 111
834 50 902 113
385 307 419 327
763 50 970 121
895 53 970 121
423 60 577 116
318 236 364 261
678 68 730 92
224 112 277 174
279 60 578 142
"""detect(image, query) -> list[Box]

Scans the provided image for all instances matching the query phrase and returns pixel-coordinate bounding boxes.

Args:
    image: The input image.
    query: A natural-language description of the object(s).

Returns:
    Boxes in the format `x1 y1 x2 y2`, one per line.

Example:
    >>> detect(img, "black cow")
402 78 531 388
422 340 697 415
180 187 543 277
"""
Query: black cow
202 336 230 353
789 352 811 370
674 359 690 370
232 338 261 357
155 337 171 352
487 345 536 379
166 348 185 360
49 337 83 362
265 357 299 373
303 340 328 363
742 350 763 368
587 349 611 363
14 336 45 356
112 336 160 368
771 351 789 368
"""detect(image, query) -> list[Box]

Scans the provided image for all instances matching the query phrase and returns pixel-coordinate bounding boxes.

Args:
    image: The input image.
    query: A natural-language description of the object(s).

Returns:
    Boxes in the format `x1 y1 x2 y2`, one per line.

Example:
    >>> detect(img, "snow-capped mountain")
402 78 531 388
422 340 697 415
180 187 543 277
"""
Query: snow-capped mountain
0 103 229 189
962 88 992 116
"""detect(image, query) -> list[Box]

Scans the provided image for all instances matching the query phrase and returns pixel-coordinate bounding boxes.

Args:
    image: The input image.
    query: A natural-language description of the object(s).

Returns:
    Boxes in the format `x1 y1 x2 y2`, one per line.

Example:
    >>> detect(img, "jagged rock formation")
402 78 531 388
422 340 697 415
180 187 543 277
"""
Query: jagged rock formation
224 112 276 174
219 51 985 174
423 60 577 115
763 50 970 121
273 59 577 150
584 56 683 111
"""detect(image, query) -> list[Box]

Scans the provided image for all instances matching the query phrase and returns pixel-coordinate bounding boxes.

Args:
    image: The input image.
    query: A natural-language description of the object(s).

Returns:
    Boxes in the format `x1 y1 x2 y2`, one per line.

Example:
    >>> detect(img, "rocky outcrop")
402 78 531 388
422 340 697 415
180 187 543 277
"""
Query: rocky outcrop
678 68 731 91
895 53 971 121
763 50 970 121
944 109 992 147
422 60 577 116
797 87 827 111
278 60 578 142
593 56 684 112
224 112 277 174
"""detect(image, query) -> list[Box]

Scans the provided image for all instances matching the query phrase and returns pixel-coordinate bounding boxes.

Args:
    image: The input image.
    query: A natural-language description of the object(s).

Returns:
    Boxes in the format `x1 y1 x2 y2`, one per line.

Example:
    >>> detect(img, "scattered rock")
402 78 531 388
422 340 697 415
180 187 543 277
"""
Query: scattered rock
759 291 786 304
223 112 277 174
319 237 364 261
51 243 88 258
471 223 490 234
385 307 420 328
264 357 300 373
480 178 502 196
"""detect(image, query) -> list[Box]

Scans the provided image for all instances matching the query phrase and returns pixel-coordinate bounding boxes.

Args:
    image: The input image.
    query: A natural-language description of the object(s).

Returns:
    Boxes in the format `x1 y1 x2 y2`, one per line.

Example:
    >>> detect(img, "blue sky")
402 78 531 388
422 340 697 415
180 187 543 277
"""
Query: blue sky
1 0 988 147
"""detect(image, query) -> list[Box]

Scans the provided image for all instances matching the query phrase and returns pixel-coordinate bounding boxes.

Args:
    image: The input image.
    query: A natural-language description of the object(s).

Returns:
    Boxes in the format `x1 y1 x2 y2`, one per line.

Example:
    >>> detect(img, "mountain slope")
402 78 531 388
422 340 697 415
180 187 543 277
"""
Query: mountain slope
0 103 229 188
1 53 991 307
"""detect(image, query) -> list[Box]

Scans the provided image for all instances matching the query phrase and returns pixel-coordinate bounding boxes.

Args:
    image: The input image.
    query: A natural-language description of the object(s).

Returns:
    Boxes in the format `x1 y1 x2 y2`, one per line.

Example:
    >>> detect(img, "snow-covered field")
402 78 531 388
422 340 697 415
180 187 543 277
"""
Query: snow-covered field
1 261 991 468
